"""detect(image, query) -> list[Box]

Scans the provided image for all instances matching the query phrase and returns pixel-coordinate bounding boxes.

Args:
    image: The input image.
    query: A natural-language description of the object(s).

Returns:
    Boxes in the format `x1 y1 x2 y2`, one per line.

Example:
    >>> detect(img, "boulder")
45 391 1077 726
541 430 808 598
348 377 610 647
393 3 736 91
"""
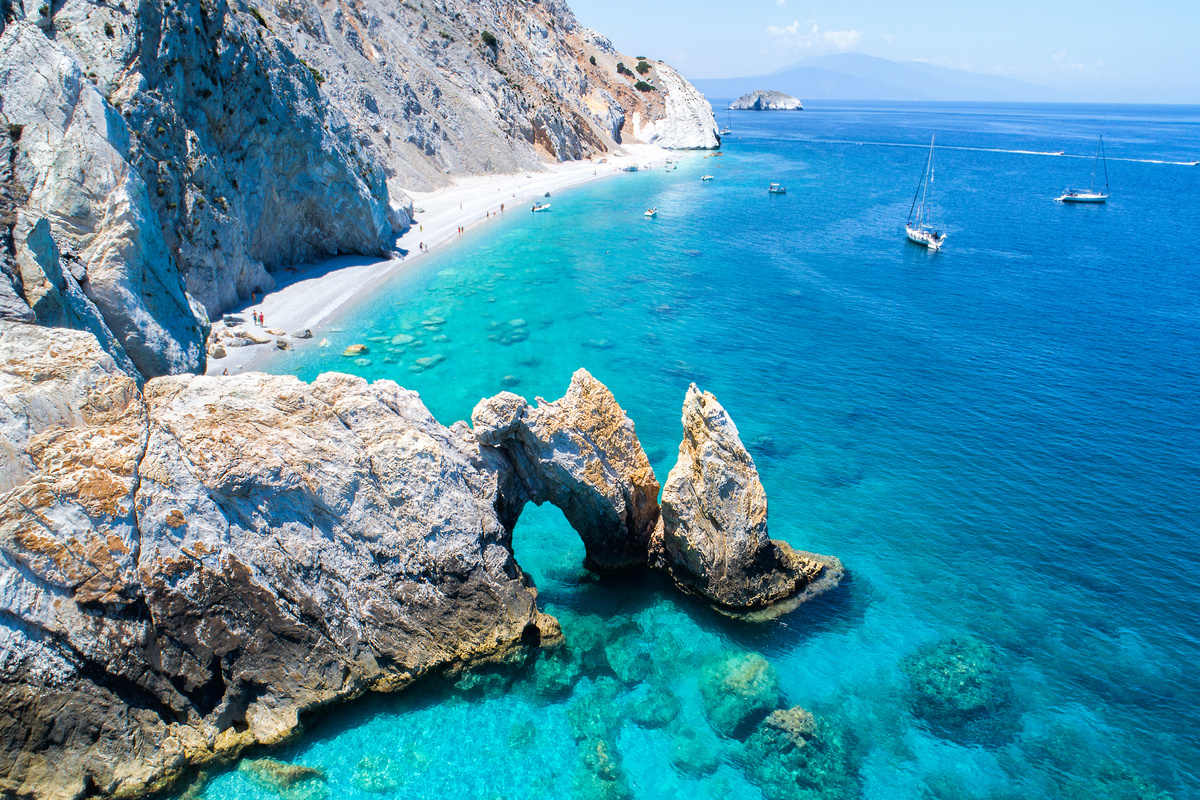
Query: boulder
238 758 328 800
742 706 856 800
343 343 368 356
472 369 660 569
699 652 781 738
669 726 723 777
899 636 1018 746
653 384 843 614
628 687 681 728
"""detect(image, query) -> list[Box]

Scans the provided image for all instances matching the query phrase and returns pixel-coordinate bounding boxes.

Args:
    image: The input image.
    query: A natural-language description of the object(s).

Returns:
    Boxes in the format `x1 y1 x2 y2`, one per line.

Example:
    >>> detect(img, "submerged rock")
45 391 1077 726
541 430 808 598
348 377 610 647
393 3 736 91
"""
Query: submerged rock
238 759 328 800
353 755 404 794
575 737 633 800
699 652 781 738
899 636 1018 746
628 687 682 728
652 384 843 615
669 726 723 777
742 706 856 800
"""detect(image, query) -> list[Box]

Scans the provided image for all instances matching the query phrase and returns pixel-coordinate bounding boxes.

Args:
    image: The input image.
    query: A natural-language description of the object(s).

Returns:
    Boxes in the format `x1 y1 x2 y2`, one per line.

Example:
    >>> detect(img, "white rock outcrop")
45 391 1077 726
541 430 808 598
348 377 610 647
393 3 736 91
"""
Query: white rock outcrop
632 64 722 149
0 23 207 377
730 90 804 111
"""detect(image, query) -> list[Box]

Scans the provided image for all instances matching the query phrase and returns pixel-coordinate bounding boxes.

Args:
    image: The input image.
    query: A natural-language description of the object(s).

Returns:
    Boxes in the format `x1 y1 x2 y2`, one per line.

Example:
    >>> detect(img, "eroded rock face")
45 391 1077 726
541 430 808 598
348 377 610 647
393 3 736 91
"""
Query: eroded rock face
0 324 554 799
653 384 843 612
0 22 208 377
472 369 661 570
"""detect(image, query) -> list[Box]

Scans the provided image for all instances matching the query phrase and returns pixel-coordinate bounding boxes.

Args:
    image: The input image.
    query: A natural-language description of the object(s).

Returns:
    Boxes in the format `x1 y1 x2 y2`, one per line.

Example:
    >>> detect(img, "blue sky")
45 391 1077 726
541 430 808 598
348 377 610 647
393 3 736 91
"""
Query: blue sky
568 0 1200 102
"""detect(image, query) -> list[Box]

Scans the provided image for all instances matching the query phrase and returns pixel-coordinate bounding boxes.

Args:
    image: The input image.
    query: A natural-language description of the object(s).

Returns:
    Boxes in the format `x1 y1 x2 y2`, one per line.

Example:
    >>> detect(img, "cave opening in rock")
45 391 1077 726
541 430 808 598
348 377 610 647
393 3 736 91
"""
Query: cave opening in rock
510 501 591 606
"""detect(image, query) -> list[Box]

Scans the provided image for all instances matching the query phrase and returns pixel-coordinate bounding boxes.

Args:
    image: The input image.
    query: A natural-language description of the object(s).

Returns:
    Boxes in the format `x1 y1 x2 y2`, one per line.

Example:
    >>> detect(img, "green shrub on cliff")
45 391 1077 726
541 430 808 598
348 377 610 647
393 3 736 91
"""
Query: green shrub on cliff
481 30 498 48
635 60 651 75
634 81 655 92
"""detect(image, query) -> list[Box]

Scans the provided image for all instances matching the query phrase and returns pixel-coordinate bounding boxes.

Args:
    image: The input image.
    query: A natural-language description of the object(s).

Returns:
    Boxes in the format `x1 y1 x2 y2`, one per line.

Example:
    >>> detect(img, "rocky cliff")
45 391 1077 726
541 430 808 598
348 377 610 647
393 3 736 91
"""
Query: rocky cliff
0 0 718 379
0 324 836 799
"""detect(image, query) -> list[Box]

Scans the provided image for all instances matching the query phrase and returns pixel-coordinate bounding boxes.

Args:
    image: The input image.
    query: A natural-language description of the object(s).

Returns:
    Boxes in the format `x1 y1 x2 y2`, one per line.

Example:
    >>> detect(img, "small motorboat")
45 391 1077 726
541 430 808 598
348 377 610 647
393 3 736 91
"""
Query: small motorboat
644 207 658 218
1053 150 1065 156
531 203 551 212
701 175 714 181
768 183 786 194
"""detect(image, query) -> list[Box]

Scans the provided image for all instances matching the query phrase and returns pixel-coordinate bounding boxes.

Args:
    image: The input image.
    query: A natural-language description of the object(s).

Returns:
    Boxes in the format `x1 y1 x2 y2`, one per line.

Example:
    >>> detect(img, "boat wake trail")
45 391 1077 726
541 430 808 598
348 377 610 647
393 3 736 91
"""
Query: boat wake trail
805 138 1198 166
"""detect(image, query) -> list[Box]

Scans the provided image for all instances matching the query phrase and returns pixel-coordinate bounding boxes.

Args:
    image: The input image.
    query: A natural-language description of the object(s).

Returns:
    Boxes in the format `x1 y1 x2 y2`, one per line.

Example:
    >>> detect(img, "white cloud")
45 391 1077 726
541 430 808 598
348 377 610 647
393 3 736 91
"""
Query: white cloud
767 19 862 51
777 0 786 5
822 29 862 50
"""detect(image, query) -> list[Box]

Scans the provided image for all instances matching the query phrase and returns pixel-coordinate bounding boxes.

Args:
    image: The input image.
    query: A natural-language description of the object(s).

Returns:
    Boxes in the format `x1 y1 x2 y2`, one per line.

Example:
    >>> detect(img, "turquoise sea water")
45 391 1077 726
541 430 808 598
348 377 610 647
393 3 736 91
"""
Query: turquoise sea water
192 102 1200 800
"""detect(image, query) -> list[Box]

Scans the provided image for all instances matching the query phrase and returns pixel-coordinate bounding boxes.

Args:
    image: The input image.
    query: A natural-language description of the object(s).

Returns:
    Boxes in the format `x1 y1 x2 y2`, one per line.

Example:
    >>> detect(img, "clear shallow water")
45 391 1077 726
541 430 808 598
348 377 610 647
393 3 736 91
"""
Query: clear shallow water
192 102 1200 799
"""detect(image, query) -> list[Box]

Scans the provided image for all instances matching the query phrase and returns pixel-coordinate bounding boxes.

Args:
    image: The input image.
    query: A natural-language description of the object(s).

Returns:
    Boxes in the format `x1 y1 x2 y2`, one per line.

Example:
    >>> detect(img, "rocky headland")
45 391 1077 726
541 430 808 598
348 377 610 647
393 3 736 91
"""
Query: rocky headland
0 319 840 799
730 90 804 111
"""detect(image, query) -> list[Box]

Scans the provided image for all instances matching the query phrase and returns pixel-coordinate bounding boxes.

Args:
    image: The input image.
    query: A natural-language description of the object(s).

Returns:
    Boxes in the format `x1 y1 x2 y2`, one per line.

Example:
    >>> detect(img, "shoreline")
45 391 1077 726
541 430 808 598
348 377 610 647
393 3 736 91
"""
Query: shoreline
206 144 677 375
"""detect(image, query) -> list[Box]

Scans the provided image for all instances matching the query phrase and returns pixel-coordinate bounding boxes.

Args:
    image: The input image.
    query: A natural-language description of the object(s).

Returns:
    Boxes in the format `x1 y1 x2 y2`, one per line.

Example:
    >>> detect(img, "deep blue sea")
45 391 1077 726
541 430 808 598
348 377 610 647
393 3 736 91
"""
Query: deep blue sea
191 102 1200 800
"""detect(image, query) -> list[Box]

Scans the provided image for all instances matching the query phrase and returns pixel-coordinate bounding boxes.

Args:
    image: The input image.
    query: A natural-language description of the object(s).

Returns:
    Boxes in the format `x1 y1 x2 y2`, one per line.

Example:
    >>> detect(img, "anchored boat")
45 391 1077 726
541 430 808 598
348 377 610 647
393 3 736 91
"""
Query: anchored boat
1058 136 1109 203
905 136 946 251
644 207 658 218
531 203 551 212
768 183 786 194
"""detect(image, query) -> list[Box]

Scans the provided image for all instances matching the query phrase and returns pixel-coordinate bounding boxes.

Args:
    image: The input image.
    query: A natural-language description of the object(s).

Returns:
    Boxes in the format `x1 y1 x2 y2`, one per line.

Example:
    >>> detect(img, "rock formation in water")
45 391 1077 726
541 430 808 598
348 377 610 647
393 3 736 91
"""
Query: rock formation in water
899 636 1018 746
0 323 840 799
0 0 718 376
652 384 843 615
472 369 661 570
730 90 804 111
0 321 555 799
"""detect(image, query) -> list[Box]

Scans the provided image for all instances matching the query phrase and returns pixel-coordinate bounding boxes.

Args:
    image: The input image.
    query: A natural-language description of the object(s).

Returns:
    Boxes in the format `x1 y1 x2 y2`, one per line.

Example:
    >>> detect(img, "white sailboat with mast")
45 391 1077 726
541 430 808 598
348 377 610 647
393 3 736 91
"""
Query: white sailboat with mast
906 136 946 251
1057 136 1109 203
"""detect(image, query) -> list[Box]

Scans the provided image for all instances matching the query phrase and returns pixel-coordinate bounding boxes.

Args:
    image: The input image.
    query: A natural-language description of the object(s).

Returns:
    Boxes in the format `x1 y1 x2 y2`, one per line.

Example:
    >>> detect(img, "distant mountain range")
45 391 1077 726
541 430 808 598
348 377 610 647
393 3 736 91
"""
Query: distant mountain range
690 53 1069 103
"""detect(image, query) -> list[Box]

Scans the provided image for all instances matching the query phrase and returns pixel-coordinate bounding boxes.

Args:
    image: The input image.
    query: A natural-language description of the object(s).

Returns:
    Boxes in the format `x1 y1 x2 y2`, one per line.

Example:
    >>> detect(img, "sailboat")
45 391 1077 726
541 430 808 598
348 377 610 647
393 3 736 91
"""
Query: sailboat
720 110 731 136
1057 136 1109 203
906 136 946 251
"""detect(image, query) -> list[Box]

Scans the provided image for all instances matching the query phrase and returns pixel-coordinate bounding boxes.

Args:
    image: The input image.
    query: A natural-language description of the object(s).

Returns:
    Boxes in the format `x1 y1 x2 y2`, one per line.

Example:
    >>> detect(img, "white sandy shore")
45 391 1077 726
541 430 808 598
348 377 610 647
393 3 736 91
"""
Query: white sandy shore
207 144 676 375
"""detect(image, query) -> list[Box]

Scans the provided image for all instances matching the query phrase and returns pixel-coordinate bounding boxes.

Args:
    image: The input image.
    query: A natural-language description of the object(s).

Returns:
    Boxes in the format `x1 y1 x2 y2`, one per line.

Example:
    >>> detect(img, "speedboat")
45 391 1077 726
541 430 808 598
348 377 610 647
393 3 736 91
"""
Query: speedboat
644 207 658 218
768 183 786 194
531 203 551 212
701 175 714 181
